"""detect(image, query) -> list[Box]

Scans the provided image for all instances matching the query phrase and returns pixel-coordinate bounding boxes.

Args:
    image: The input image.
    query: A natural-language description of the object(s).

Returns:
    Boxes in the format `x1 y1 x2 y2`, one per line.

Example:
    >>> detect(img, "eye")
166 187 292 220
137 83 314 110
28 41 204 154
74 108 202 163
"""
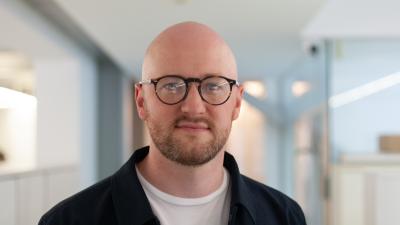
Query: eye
205 83 222 91
163 82 178 90
203 80 229 93
160 82 185 92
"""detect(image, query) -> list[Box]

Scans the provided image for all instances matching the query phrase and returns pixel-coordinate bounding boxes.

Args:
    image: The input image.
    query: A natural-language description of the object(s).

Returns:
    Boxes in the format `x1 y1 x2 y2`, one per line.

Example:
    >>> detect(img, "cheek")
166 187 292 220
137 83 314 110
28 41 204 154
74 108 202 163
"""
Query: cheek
145 103 177 125
212 105 235 128
225 98 239 121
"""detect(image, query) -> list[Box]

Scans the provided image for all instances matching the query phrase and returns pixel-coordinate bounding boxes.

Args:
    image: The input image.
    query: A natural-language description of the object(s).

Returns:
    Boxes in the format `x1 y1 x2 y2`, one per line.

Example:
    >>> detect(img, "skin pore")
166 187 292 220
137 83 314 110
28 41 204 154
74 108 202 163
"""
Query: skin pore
135 22 244 198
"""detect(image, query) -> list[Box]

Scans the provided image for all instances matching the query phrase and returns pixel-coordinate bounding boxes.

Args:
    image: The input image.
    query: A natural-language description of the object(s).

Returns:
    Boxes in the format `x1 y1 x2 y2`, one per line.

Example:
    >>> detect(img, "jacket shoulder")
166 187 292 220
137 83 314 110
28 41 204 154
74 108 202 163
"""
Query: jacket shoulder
38 176 115 225
241 175 306 225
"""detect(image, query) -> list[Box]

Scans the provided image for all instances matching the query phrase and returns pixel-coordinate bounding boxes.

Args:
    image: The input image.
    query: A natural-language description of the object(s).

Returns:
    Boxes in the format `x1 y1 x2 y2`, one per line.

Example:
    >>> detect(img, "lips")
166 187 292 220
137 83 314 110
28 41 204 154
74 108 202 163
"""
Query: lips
175 120 210 131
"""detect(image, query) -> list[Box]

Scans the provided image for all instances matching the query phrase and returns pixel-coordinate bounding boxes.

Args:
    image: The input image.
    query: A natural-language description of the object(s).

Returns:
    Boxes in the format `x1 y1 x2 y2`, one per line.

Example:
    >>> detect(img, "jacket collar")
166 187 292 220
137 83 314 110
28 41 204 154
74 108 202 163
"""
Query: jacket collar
111 146 256 225
224 152 257 224
111 147 157 225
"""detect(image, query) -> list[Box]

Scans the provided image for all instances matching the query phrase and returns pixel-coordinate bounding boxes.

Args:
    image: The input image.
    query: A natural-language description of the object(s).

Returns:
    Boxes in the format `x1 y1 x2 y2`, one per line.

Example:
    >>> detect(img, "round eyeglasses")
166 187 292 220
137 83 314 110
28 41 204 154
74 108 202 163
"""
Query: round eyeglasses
138 75 240 105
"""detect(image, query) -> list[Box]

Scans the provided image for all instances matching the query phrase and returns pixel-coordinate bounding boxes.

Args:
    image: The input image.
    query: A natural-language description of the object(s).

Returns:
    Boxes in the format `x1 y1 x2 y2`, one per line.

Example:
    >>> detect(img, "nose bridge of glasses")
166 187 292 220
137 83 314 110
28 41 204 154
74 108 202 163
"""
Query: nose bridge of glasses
183 78 202 93
185 78 202 86
182 78 204 101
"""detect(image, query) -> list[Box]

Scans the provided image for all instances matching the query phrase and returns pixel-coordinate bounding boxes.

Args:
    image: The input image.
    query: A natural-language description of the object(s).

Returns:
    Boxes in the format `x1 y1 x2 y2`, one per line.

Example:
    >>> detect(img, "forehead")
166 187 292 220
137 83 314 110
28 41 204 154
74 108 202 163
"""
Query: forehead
154 74 234 82
142 26 237 80
147 43 236 78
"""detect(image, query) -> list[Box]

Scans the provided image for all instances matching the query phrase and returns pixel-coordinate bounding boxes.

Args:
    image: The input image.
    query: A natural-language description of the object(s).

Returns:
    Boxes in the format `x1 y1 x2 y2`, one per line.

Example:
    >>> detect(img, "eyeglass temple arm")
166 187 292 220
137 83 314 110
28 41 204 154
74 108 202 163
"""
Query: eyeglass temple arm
137 80 153 86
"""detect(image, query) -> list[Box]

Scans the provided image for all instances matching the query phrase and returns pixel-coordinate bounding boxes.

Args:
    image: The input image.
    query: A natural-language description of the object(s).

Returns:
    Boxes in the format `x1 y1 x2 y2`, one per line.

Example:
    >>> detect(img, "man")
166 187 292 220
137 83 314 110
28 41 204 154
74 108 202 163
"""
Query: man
39 22 306 225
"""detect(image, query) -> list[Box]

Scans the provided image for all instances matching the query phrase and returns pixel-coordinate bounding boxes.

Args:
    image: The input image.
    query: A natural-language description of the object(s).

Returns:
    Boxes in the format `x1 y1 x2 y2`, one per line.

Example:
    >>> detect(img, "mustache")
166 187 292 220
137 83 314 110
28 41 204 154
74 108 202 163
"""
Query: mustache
174 116 213 128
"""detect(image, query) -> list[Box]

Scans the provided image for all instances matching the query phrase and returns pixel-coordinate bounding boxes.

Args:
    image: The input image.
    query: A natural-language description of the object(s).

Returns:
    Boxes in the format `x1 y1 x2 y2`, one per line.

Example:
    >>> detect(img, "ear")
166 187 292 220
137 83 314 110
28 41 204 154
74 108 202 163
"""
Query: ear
135 84 147 120
231 85 244 121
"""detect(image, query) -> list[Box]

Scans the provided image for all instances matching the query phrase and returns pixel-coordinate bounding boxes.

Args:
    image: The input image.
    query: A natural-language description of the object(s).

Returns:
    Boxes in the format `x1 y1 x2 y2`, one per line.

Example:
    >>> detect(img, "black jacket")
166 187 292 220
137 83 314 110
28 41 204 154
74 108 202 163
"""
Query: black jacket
39 146 306 225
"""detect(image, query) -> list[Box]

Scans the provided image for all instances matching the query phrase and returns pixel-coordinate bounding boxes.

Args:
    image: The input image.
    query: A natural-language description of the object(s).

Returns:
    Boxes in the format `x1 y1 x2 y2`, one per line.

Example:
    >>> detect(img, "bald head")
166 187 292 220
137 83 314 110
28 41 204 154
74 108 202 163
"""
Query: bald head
142 22 237 80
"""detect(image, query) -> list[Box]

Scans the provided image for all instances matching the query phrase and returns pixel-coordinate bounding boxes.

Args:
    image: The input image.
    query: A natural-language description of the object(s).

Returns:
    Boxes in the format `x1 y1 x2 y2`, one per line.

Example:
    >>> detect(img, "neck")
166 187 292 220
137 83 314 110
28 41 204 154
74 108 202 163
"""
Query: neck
137 144 225 198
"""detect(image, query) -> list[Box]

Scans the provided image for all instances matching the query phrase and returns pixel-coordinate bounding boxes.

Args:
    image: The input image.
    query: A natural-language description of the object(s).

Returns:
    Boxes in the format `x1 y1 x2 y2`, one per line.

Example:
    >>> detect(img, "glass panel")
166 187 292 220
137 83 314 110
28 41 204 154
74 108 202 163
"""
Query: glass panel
229 43 331 225
328 39 400 225
330 40 400 157
279 42 329 225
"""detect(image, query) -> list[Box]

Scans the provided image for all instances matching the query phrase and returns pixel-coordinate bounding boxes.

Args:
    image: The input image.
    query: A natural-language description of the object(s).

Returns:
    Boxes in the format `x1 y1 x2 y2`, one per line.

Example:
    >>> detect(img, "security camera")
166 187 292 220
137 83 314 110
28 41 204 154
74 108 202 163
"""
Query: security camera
302 40 320 57
309 45 318 56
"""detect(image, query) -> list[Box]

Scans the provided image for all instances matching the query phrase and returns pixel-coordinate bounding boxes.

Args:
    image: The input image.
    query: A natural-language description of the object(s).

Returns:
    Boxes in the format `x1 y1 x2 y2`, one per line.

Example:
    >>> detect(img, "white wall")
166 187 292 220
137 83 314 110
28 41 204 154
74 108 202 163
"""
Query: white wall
331 40 400 154
0 0 98 187
35 59 80 167
228 100 266 182
35 56 97 187
77 56 97 187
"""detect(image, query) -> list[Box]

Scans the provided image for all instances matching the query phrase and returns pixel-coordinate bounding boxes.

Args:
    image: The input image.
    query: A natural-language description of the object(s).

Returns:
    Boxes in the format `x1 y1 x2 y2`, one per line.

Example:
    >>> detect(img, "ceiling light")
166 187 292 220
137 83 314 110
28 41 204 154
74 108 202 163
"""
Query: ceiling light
243 81 267 99
292 81 311 97
330 71 400 108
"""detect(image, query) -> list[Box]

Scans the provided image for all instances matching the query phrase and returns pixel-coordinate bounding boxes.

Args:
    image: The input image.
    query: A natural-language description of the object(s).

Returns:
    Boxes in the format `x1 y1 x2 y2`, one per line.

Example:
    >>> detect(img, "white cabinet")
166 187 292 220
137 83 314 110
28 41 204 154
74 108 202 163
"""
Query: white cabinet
333 163 400 225
332 168 367 225
0 165 79 225
16 175 45 225
365 172 400 225
0 179 16 225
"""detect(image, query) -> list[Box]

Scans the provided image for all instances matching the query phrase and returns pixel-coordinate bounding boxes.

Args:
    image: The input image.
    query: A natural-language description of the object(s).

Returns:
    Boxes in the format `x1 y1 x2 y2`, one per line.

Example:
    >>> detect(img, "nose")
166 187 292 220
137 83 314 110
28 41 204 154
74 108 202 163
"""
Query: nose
180 84 206 115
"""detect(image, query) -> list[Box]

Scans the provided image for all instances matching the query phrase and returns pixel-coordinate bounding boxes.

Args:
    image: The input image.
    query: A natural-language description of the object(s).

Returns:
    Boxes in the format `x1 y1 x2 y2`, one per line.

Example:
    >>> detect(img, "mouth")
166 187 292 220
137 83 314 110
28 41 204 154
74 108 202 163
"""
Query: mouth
175 121 210 132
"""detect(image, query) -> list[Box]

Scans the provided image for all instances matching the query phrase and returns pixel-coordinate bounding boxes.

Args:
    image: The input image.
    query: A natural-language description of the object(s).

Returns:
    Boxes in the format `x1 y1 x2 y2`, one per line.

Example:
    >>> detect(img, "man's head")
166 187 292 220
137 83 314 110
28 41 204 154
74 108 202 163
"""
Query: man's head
135 22 244 166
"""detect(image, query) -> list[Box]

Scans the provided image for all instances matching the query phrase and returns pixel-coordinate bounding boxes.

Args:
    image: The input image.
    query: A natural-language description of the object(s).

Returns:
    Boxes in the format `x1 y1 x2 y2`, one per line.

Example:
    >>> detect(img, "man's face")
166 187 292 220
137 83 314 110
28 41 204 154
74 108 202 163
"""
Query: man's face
136 25 243 166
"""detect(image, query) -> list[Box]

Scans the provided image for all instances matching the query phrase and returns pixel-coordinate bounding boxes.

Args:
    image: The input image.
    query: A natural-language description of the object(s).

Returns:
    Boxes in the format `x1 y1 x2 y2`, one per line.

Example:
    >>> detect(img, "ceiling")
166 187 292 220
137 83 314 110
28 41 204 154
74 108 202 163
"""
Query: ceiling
50 0 324 80
0 0 72 93
0 0 70 59
303 0 400 39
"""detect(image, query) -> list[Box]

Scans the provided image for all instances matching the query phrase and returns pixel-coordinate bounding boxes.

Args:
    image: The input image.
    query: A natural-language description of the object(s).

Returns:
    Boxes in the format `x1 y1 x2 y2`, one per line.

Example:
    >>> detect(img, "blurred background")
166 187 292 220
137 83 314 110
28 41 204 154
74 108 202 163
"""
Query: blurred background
1 0 400 224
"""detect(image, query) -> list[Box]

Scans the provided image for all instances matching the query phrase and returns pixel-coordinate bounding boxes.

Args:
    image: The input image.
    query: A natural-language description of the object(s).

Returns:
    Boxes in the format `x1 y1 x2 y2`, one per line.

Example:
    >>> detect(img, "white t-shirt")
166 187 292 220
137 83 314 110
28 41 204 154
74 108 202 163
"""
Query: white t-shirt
136 167 231 225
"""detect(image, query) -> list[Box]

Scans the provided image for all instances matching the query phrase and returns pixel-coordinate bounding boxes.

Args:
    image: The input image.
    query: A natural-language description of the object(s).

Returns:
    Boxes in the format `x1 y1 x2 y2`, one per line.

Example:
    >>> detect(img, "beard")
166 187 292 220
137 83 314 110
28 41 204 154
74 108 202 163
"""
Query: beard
146 114 231 167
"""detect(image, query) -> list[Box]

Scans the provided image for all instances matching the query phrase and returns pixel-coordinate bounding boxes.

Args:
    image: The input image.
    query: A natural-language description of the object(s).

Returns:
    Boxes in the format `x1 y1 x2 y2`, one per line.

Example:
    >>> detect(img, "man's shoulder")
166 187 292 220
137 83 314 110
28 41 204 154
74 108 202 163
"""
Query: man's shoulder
240 175 306 224
241 175 297 206
39 176 115 225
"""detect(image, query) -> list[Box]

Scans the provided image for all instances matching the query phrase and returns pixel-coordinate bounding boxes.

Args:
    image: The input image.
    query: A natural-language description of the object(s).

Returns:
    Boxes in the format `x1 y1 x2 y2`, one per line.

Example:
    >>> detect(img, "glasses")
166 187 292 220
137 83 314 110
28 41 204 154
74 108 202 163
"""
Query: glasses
138 75 239 105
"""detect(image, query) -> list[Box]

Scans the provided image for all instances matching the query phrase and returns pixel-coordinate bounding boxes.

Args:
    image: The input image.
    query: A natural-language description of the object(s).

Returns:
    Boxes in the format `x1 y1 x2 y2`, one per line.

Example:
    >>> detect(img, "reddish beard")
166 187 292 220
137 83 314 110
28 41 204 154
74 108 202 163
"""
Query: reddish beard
146 115 230 166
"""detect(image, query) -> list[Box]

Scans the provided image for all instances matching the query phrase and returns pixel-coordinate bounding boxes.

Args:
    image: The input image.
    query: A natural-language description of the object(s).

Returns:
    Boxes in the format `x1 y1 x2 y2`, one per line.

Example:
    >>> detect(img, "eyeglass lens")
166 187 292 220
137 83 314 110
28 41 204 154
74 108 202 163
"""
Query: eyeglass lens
155 76 232 105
